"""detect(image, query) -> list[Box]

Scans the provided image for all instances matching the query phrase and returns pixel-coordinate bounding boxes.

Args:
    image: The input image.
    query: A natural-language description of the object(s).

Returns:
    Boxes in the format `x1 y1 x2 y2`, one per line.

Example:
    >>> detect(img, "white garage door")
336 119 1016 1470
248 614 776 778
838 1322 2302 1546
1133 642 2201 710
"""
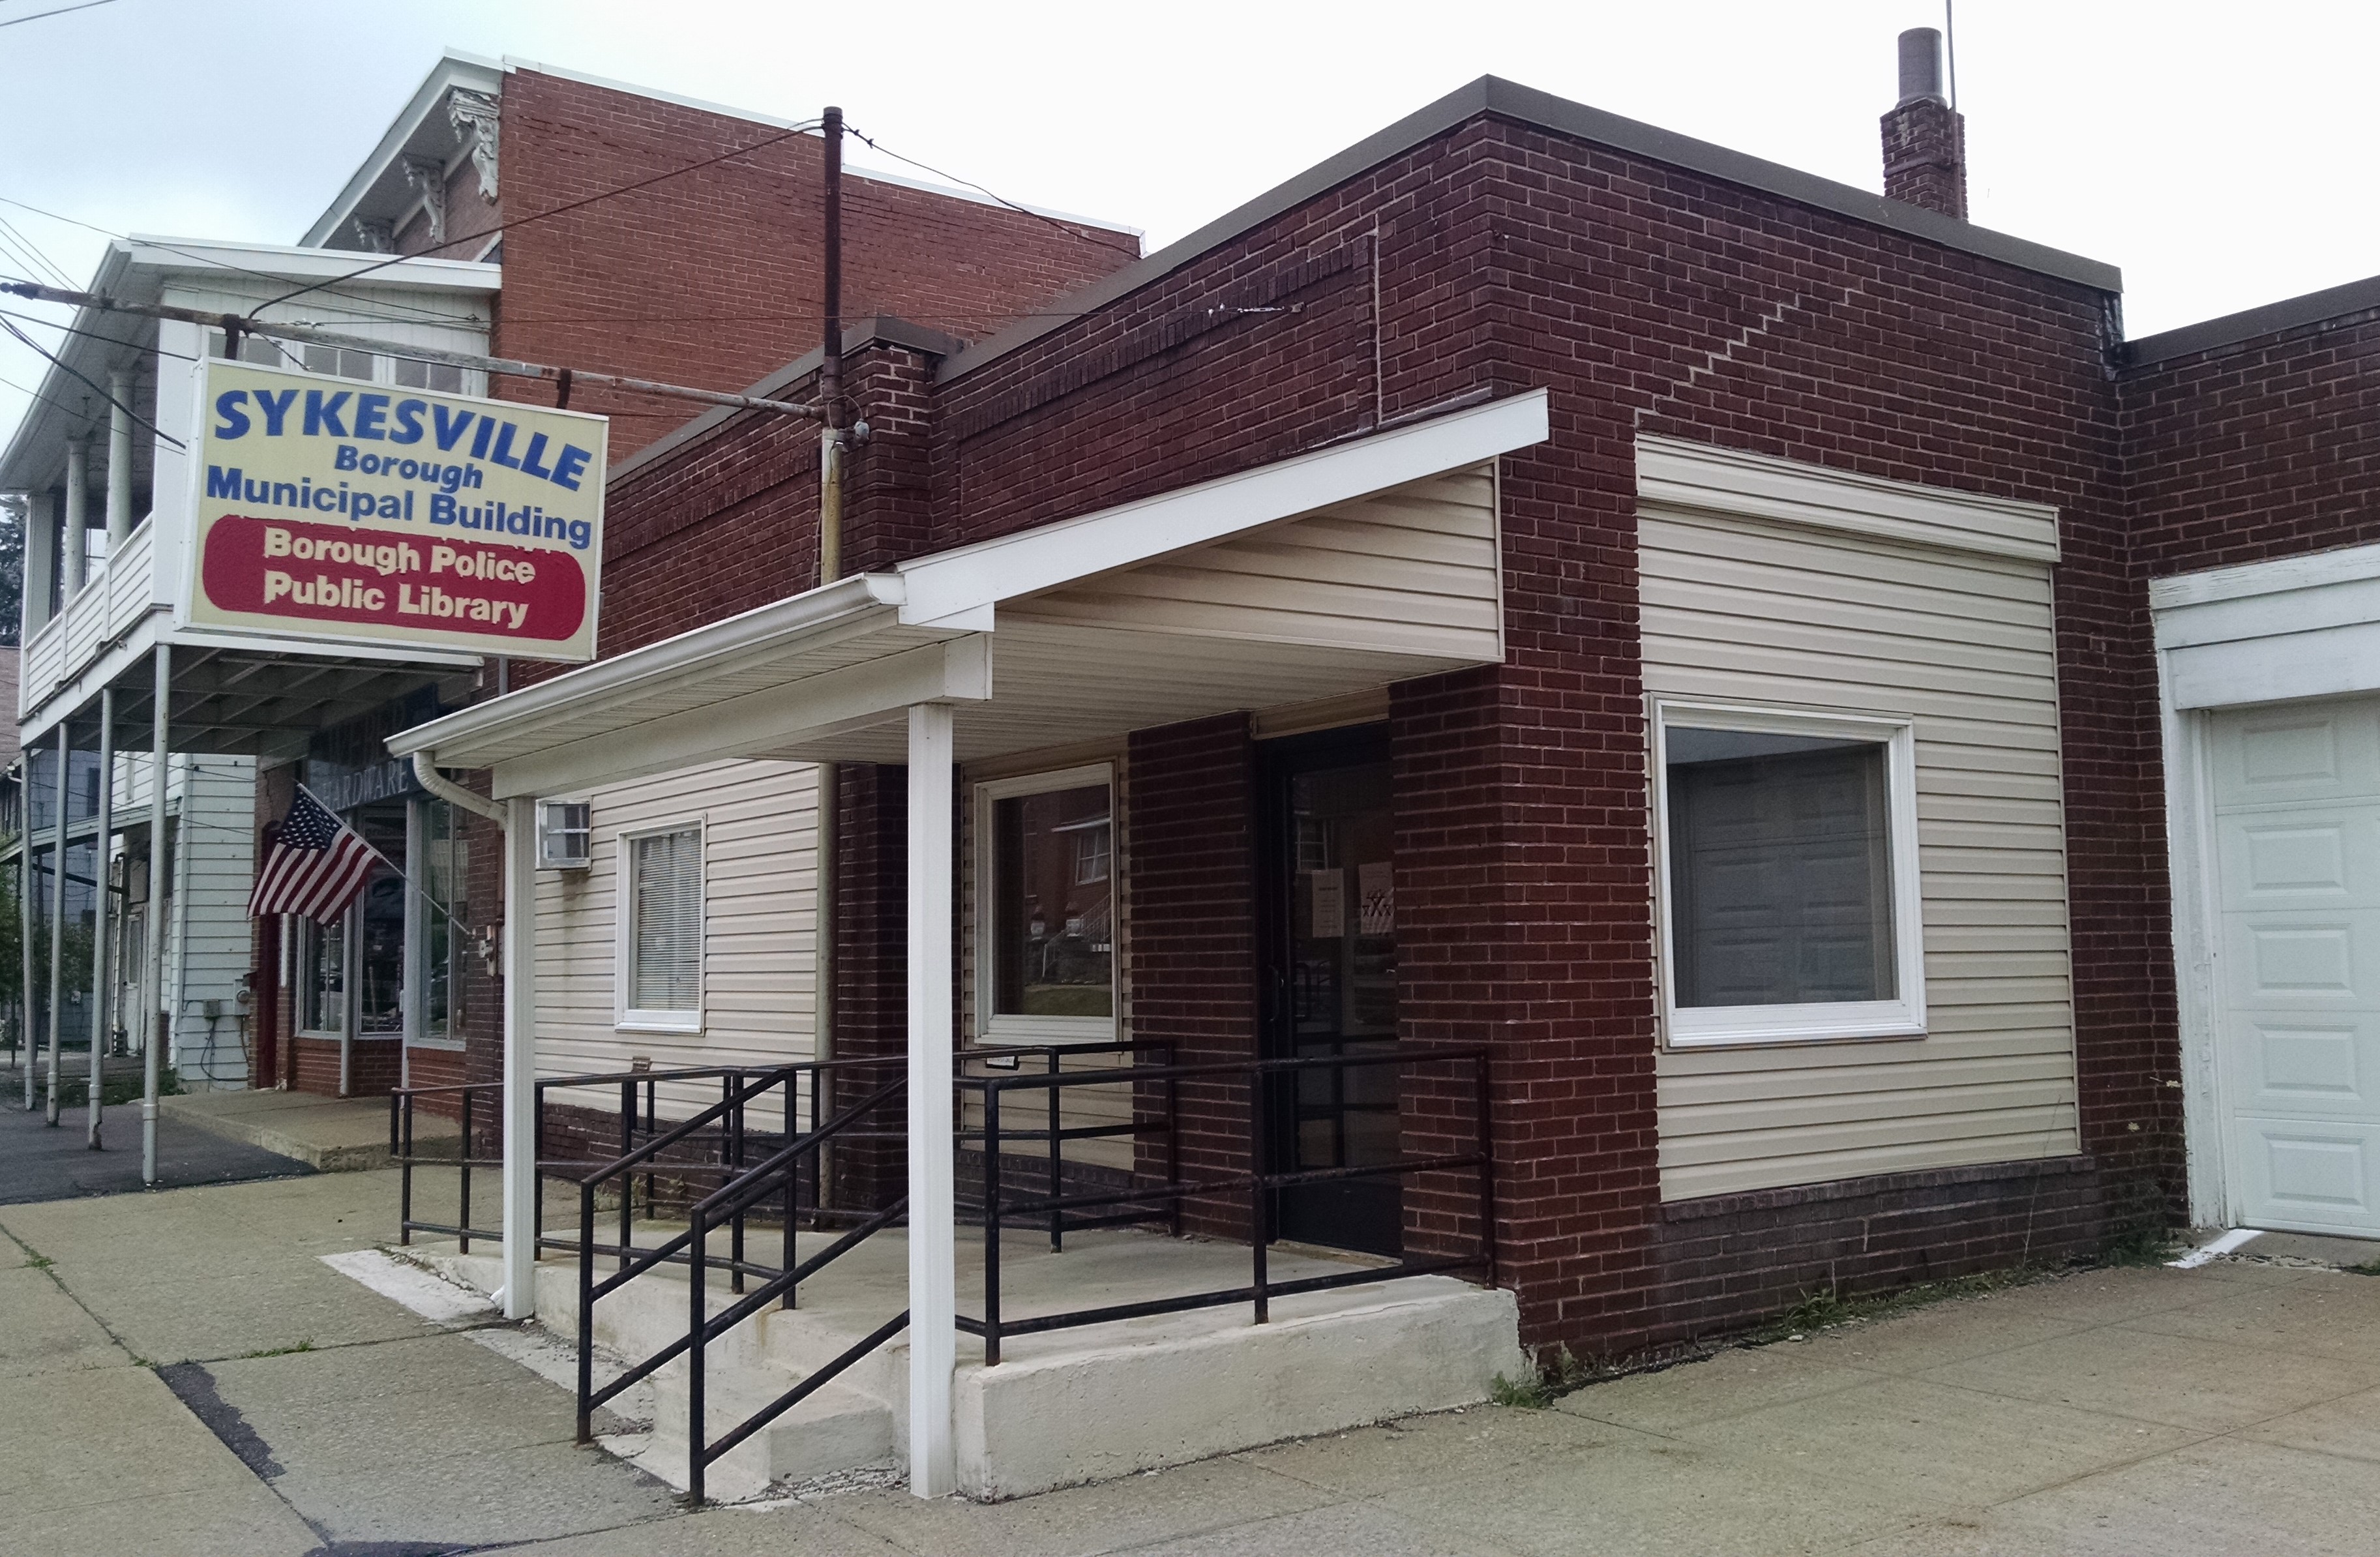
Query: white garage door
2212 696 2380 1235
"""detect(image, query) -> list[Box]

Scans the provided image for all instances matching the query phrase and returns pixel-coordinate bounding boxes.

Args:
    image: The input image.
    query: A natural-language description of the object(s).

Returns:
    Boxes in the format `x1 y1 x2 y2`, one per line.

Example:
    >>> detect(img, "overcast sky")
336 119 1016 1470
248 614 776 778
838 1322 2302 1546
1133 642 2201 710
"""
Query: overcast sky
3 0 2375 447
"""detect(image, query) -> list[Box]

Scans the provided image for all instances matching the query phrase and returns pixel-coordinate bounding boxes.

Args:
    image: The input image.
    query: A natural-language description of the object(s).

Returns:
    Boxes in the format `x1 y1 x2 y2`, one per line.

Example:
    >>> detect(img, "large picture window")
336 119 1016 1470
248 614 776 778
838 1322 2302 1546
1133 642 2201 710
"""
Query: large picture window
1654 702 1924 1046
617 823 702 1031
975 764 1116 1045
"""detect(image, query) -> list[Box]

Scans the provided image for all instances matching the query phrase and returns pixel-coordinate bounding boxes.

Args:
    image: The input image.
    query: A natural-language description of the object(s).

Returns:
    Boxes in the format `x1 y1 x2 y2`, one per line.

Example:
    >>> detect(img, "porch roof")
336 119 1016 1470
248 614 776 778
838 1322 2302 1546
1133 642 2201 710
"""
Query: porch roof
387 390 1549 796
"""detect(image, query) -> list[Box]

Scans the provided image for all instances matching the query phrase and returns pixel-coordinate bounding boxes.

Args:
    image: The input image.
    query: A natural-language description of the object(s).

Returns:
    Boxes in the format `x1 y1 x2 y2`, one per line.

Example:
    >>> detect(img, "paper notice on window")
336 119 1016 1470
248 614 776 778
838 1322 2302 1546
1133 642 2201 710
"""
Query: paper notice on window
1358 860 1394 936
1309 868 1346 940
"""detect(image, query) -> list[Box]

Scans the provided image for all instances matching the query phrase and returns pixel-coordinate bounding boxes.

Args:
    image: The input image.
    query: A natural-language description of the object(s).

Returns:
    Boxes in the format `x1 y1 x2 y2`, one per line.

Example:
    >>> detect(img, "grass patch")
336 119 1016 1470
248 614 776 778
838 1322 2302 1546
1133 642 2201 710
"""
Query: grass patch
2345 1259 2380 1278
239 1340 315 1359
24 1251 53 1271
2098 1224 2184 1268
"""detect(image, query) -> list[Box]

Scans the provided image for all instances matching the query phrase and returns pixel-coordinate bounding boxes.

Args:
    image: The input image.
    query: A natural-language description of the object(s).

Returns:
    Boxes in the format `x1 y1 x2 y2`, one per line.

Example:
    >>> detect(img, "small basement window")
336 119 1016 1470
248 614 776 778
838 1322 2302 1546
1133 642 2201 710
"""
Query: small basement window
975 764 1116 1045
1654 702 1924 1046
617 823 702 1032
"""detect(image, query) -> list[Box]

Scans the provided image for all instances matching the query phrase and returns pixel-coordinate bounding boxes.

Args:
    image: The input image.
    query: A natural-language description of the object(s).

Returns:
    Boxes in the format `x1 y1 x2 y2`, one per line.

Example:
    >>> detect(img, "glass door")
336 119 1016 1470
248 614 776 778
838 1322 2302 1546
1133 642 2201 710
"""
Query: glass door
1258 725 1402 1255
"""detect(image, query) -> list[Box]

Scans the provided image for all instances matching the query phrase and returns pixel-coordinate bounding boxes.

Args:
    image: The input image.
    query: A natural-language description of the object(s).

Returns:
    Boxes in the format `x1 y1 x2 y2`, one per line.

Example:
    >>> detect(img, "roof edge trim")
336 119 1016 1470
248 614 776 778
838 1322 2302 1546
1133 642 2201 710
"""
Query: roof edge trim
2125 273 2380 368
936 74 2122 387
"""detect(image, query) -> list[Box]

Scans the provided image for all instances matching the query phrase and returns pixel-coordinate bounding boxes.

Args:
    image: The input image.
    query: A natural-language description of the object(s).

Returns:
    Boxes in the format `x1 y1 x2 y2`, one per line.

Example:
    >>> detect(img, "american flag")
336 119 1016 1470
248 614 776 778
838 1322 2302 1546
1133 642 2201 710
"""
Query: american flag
249 789 379 922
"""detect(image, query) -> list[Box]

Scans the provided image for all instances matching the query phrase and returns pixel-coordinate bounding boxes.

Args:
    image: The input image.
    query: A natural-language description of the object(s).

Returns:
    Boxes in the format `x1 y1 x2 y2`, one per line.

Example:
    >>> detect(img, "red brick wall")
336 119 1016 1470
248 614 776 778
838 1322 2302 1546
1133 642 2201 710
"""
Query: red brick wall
553 105 2182 1356
1122 715 1258 1236
483 69 1138 458
2120 310 2380 574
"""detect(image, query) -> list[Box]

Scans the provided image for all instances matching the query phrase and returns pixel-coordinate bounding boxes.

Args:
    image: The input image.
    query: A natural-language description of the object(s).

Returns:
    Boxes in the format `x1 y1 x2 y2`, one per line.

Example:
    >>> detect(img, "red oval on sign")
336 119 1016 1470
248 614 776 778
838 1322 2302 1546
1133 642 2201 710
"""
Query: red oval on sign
201 514 589 644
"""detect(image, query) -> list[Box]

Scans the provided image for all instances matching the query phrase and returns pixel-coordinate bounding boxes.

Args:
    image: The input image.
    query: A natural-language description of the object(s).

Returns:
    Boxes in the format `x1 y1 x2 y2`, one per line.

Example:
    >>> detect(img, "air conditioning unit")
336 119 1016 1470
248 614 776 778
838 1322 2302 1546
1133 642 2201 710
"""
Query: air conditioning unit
537 800 592 870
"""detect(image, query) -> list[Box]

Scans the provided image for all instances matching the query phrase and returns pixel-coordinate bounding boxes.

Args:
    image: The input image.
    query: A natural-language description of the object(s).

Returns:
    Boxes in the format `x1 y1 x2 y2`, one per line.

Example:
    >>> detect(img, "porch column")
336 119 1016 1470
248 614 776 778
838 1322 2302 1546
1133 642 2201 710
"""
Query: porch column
86 688 113 1149
906 701 956 1498
141 645 169 1183
44 721 68 1125
19 778 37 1110
501 795 539 1320
106 370 133 545
61 439 87 597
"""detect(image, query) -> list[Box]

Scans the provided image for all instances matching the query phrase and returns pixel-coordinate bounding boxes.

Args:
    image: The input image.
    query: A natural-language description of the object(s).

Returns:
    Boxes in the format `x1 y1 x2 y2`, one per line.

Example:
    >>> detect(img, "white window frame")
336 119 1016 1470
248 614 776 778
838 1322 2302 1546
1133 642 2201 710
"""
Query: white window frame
973 762 1118 1047
1652 699 1926 1048
615 818 705 1035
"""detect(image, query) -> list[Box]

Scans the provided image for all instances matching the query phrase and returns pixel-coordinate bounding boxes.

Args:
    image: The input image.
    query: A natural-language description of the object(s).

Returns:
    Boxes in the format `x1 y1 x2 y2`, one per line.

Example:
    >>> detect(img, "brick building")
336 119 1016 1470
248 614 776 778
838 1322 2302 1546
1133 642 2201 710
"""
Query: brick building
387 31 2380 1498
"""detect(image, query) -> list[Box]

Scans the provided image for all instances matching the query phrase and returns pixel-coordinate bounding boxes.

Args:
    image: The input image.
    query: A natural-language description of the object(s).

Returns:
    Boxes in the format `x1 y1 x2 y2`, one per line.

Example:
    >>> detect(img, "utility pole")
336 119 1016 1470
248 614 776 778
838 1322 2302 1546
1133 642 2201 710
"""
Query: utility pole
814 103 844 1133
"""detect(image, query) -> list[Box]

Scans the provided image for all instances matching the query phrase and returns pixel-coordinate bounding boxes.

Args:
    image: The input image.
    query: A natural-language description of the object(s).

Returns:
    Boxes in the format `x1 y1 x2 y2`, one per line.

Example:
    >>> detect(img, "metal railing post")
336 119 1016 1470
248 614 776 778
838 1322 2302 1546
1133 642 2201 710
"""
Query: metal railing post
576 1181 597 1443
1165 1046 1181 1238
728 1073 747 1296
983 1082 1002 1367
1474 1053 1496 1286
1046 1048 1064 1252
687 1201 709 1505
619 1077 635 1260
1249 1058 1269 1326
397 1093 414 1244
458 1088 474 1254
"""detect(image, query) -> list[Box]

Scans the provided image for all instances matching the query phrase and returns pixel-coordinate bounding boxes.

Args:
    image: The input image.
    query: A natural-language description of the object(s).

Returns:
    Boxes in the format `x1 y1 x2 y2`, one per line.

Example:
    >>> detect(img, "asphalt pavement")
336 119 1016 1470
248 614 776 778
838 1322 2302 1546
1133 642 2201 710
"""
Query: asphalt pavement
0 1080 310 1205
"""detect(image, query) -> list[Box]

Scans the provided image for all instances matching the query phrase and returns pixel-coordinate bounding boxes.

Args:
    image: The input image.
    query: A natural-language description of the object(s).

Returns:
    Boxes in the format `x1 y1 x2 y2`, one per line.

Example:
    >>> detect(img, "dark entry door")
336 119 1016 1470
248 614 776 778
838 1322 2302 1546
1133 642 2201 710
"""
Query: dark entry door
1258 725 1401 1255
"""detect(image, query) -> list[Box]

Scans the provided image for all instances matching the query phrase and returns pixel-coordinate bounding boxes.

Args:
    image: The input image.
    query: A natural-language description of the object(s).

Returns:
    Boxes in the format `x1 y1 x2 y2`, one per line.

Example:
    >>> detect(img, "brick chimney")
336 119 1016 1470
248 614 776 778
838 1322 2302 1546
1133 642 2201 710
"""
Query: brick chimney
1880 27 1967 218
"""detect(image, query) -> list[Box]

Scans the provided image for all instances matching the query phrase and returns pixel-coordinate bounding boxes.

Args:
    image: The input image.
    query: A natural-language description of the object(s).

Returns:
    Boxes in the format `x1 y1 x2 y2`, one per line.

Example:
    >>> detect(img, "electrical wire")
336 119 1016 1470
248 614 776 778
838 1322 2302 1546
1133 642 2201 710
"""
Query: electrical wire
255 117 826 318
0 0 120 27
0 316 183 448
0 194 488 328
843 125 1142 261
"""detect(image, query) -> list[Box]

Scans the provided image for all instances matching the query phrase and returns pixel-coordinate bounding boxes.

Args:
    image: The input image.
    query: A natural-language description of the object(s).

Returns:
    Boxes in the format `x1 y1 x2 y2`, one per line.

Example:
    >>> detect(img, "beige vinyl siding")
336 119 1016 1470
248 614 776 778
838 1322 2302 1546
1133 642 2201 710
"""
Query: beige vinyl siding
1009 464 1502 662
535 759 817 1127
1644 507 2079 1200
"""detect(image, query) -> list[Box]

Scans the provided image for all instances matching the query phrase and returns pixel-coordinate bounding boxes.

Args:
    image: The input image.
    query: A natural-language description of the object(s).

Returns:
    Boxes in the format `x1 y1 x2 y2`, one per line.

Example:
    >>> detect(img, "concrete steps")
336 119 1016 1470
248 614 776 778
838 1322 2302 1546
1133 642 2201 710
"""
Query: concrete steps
404 1226 1525 1502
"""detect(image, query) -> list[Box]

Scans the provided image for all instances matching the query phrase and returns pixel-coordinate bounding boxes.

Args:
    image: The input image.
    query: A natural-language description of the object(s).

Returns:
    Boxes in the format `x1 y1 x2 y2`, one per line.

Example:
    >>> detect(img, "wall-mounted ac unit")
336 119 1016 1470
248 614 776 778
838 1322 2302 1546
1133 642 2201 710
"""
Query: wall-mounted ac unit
537 800 592 870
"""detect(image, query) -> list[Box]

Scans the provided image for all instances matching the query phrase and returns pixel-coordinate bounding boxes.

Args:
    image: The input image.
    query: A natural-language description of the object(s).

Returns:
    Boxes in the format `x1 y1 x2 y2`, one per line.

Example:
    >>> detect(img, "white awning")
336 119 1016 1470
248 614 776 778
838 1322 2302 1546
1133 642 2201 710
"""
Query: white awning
388 390 1549 795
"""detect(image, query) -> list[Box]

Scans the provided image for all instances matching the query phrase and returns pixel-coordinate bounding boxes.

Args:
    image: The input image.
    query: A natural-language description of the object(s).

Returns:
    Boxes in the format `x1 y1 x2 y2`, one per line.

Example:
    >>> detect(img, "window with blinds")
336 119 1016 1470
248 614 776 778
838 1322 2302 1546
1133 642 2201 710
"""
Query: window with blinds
622 826 702 1026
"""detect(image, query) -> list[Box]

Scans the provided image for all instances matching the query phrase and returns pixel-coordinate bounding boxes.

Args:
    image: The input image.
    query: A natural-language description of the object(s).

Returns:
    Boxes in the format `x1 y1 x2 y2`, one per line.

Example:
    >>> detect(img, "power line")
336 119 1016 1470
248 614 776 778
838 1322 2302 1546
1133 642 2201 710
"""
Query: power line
257 117 826 318
843 125 1143 261
0 316 183 449
0 0 120 27
0 194 486 328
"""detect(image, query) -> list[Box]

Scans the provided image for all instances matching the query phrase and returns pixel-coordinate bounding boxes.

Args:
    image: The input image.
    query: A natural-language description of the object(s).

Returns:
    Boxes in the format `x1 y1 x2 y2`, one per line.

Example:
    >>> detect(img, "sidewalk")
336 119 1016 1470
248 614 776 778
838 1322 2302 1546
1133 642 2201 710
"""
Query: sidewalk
4 1163 2379 1555
162 1088 460 1172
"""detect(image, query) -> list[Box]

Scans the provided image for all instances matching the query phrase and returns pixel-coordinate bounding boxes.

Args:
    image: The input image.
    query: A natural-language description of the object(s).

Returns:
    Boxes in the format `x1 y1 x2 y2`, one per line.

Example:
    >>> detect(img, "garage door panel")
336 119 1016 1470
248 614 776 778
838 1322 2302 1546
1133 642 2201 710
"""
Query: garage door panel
2228 1018 2377 1117
2212 695 2380 1236
2213 702 2380 808
2214 808 2380 908
2236 1117 2380 1232
2221 916 2379 1003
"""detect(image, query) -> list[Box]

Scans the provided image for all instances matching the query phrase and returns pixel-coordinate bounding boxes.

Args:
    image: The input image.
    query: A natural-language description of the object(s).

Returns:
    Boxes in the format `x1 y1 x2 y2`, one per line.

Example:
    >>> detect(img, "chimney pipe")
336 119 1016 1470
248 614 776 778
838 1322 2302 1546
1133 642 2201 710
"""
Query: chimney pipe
1881 27 1967 218
1897 26 1946 105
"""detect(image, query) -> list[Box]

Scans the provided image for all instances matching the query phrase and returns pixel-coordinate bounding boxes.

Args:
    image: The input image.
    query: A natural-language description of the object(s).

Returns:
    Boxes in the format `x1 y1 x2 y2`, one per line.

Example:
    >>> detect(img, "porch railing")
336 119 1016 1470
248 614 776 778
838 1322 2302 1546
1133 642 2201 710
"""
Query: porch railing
389 1040 1496 1505
959 1042 1494 1366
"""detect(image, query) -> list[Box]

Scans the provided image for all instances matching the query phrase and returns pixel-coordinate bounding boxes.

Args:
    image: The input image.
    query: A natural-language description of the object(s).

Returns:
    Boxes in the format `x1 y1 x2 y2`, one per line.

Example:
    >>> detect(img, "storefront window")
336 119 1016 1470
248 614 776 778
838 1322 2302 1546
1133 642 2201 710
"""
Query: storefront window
977 765 1115 1042
421 797 469 1041
301 913 344 1034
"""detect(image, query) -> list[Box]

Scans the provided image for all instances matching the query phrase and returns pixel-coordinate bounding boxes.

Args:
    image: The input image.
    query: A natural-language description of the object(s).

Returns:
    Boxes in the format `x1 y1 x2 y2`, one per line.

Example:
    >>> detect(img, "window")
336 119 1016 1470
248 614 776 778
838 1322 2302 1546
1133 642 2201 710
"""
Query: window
299 913 345 1035
617 824 702 1031
393 356 468 394
537 800 592 869
1654 702 1924 1046
302 344 378 381
975 765 1115 1044
417 796 470 1046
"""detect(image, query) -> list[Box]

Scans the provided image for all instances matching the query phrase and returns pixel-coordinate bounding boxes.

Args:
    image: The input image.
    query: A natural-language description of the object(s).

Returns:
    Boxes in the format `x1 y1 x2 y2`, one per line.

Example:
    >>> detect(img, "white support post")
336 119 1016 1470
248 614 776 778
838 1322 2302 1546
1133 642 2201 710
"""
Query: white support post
141 645 168 1183
61 440 87 597
905 700 956 1498
18 814 33 1111
87 688 113 1149
501 794 538 1320
106 370 132 545
44 722 68 1125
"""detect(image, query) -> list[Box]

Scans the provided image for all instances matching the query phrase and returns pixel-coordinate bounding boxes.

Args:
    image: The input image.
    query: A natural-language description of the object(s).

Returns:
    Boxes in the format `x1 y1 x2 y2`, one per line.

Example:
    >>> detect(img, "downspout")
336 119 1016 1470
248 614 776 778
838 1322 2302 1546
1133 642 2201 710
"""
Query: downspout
411 752 507 827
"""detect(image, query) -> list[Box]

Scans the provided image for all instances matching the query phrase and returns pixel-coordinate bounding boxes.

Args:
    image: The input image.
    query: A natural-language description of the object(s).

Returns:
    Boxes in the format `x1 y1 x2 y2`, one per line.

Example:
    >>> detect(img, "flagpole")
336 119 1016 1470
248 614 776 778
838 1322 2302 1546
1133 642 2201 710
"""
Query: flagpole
292 782 477 939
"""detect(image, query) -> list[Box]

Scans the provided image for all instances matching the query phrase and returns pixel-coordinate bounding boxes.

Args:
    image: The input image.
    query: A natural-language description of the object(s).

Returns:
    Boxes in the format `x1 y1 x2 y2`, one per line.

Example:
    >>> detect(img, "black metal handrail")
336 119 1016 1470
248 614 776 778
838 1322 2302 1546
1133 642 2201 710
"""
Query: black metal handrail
960 1043 1495 1368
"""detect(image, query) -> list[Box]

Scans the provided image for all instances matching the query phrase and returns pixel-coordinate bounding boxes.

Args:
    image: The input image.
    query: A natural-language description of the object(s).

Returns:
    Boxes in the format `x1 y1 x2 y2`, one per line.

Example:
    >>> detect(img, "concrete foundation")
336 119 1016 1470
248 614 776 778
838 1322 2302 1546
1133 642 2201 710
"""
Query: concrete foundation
409 1224 1525 1501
